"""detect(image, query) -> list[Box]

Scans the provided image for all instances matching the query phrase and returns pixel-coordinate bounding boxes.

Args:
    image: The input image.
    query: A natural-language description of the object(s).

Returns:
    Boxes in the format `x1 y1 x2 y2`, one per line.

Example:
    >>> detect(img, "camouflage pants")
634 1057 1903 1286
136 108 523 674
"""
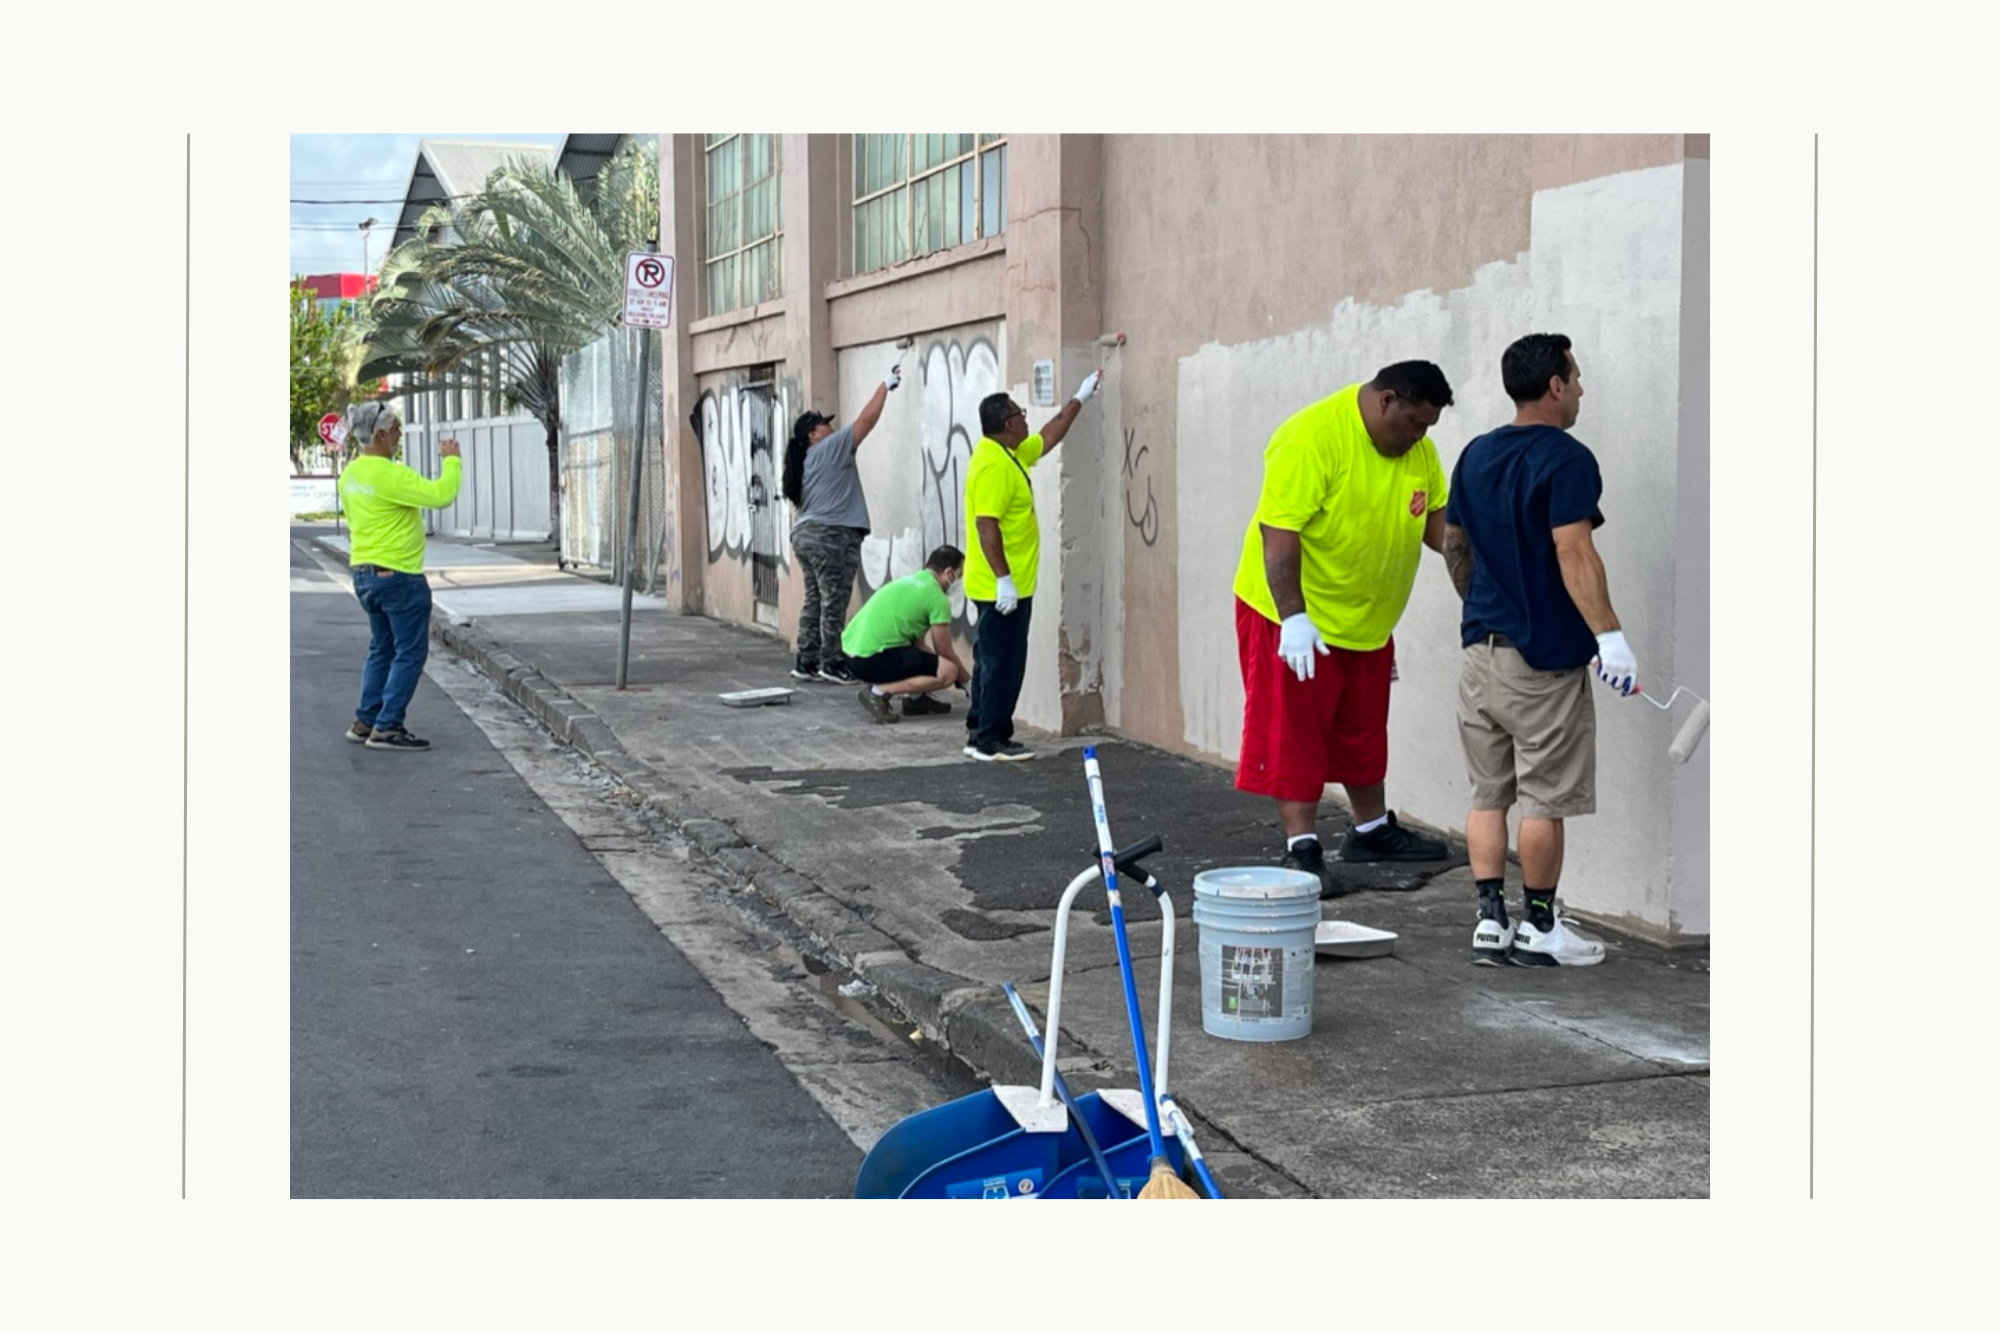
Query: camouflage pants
791 521 865 668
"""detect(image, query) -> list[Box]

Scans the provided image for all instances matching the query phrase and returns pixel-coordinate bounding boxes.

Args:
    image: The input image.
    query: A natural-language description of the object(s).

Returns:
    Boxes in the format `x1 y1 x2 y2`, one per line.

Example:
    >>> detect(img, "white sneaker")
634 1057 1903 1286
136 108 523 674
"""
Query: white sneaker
1471 916 1515 966
1509 917 1606 967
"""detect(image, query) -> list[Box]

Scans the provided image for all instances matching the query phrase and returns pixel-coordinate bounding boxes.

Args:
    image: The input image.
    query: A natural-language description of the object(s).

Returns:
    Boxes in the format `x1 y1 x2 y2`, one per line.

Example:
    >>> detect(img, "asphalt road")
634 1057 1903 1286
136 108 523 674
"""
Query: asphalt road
289 537 863 1197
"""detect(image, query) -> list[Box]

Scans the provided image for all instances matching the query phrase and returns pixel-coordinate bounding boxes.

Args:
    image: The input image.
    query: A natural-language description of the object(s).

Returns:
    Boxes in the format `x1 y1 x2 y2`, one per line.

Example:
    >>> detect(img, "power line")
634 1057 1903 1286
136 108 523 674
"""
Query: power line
292 194 475 205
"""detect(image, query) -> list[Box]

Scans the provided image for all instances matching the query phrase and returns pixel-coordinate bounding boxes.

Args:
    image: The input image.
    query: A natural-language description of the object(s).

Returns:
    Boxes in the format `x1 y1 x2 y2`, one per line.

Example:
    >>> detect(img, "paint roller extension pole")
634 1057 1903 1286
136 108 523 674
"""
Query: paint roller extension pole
1083 747 1200 1200
1003 983 1124 1200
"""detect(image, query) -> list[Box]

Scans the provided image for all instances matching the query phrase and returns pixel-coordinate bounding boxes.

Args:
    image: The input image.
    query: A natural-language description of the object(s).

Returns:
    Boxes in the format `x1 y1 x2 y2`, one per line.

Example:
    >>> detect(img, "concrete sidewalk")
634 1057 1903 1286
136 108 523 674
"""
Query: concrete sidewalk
309 529 1709 1198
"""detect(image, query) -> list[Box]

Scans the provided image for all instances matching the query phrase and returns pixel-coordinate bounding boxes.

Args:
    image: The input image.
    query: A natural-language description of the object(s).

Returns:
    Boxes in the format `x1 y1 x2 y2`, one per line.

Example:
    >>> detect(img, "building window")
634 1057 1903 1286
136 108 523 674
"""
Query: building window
852 134 1006 274
703 134 783 316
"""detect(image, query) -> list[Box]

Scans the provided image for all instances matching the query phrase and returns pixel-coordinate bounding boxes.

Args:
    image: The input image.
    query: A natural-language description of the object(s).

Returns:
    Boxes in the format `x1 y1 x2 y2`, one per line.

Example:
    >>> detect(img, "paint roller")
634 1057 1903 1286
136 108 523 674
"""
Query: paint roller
1637 685 1711 763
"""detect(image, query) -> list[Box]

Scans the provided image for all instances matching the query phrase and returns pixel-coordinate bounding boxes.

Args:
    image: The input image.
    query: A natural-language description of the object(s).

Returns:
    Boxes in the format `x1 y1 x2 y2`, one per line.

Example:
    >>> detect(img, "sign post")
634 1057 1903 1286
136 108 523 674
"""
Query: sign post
616 251 673 690
318 412 349 531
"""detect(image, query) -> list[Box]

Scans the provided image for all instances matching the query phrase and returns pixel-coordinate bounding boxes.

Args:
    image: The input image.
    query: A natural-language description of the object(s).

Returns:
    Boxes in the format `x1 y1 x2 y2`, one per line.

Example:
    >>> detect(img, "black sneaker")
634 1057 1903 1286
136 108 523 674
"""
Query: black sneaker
858 687 900 724
969 740 1034 762
1340 812 1447 863
818 663 857 684
902 693 952 716
344 721 374 744
790 656 820 682
1280 838 1347 900
364 726 431 752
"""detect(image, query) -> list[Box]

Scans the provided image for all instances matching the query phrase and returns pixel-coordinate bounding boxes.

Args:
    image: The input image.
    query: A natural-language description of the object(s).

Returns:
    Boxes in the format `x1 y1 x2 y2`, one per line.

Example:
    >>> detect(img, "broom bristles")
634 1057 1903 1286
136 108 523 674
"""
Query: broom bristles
1138 1156 1201 1199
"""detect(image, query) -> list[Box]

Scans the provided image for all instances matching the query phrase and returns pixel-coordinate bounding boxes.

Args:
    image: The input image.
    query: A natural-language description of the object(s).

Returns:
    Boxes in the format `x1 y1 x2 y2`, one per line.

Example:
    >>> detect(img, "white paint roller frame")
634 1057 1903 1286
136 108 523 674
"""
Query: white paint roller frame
1636 685 1711 764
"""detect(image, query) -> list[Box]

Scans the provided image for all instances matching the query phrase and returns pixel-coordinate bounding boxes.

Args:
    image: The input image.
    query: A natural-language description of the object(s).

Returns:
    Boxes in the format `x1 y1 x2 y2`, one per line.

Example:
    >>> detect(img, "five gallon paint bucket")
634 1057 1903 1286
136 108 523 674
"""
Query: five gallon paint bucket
1191 866 1322 1042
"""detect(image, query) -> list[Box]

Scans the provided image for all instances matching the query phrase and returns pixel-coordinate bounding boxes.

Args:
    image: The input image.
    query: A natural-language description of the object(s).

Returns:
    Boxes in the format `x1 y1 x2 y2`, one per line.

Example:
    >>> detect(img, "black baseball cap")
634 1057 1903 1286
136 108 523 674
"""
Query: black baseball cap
792 409 836 442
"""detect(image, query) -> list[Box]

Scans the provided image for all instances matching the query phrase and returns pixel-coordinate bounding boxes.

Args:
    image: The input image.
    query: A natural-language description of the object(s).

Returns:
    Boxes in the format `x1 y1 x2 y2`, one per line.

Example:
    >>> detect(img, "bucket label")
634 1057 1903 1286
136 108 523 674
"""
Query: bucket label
1220 944 1286 1019
945 1169 1043 1199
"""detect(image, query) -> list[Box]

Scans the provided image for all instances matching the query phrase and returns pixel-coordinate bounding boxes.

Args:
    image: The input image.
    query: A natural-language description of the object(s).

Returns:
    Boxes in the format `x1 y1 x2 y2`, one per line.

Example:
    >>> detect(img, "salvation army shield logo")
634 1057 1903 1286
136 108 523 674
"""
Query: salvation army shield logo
1409 489 1427 517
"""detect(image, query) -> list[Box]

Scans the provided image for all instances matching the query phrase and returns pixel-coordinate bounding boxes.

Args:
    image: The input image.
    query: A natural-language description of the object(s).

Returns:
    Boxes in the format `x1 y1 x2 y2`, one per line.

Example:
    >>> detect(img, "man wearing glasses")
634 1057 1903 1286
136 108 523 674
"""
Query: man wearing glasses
960 372 1102 761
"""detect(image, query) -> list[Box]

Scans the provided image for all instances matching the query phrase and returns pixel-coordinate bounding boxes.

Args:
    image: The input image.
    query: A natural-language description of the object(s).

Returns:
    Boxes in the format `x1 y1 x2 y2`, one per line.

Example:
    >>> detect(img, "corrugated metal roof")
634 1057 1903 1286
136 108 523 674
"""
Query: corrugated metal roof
557 133 628 191
392 139 559 251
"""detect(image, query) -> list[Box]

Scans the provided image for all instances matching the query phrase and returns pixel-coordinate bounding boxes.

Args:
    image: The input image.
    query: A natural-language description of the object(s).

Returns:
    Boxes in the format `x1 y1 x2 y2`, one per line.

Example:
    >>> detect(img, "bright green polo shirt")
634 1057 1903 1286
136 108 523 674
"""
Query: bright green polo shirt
1229 385 1448 651
341 454 463 573
962 434 1046 600
842 571 953 660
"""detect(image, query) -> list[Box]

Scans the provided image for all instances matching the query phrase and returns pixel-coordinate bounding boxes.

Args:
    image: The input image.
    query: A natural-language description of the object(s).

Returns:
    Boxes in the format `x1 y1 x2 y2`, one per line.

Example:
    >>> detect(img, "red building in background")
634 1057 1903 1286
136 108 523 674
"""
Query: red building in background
296 272 377 312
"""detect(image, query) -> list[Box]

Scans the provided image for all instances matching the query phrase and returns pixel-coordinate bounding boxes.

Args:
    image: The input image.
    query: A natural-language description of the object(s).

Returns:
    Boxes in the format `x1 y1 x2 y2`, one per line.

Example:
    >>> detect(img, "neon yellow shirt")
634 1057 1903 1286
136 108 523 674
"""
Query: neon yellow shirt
962 434 1046 600
341 454 463 573
1229 385 1448 650
842 571 952 660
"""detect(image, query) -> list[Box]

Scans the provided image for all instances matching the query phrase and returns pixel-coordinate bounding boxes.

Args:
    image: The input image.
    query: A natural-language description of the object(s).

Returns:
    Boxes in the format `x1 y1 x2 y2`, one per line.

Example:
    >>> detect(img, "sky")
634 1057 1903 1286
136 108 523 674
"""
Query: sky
289 133 565 280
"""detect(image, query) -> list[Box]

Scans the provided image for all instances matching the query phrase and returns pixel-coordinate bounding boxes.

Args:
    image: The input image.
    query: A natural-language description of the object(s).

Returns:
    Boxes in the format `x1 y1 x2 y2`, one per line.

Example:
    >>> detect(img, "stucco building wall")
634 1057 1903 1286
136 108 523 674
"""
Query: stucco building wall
649 133 1709 944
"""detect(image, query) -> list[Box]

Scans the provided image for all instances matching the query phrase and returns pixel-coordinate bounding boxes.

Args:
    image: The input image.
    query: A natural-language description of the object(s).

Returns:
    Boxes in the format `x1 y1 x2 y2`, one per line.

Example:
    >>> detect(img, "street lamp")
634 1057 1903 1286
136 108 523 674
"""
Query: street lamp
359 217 378 276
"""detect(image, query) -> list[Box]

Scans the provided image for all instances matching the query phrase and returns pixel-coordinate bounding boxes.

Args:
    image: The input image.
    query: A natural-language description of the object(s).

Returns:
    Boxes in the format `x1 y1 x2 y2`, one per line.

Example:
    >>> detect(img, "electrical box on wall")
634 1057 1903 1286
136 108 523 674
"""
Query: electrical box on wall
1032 360 1055 406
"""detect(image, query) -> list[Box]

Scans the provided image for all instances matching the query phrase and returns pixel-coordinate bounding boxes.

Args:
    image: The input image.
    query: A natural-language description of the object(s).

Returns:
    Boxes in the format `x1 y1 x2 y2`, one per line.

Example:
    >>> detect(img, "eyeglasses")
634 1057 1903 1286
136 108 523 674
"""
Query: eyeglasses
1005 408 1026 422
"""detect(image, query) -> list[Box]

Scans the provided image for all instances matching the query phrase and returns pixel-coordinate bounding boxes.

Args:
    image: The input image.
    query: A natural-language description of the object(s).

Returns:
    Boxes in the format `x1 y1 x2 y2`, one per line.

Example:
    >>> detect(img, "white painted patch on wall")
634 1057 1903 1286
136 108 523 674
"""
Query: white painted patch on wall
1171 160 1704 939
1175 258 1531 762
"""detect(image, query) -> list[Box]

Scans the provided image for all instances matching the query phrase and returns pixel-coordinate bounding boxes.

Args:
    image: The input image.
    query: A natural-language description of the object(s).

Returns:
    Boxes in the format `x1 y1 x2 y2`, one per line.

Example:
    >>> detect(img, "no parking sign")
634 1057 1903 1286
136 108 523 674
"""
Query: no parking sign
623 253 675 329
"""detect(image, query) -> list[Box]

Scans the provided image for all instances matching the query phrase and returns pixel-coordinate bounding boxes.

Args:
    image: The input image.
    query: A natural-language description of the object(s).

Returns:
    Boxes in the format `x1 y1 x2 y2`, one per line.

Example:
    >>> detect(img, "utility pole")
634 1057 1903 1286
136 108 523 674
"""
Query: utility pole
359 217 377 276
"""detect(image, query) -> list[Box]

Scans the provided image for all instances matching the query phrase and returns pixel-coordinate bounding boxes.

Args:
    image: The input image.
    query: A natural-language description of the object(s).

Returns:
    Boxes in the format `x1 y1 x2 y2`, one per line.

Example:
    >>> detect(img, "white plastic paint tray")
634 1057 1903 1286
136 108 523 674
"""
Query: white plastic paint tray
1314 920 1398 959
717 687 795 708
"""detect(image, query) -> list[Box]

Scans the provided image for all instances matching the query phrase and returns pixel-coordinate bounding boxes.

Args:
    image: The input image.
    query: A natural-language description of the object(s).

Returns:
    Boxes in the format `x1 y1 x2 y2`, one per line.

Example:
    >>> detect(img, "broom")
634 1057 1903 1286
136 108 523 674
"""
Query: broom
1082 747 1201 1199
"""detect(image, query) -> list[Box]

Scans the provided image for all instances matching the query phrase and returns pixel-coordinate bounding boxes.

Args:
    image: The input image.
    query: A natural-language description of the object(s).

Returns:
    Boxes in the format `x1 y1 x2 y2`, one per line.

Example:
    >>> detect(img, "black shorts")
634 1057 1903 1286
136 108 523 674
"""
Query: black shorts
847 645 938 685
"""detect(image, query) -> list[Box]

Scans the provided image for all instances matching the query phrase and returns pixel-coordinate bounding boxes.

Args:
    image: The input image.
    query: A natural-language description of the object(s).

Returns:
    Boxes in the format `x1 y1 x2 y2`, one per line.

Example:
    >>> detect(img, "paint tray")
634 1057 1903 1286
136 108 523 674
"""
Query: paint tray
1314 920 1397 959
717 687 795 708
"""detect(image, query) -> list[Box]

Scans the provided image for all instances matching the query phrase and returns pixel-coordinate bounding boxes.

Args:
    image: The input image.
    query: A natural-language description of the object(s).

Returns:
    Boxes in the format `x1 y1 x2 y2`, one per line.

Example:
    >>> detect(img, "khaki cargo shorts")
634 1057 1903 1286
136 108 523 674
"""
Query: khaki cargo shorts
1457 638 1596 819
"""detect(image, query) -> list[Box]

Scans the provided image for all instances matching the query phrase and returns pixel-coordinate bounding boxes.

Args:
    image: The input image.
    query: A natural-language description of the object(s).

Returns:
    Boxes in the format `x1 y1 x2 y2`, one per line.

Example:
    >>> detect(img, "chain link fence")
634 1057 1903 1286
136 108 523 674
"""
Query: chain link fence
561 325 668 592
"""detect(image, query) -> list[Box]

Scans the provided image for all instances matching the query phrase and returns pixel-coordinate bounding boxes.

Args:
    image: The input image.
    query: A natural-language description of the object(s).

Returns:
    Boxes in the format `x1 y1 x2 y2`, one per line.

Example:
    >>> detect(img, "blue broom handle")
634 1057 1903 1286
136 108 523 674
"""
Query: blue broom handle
1083 748 1170 1163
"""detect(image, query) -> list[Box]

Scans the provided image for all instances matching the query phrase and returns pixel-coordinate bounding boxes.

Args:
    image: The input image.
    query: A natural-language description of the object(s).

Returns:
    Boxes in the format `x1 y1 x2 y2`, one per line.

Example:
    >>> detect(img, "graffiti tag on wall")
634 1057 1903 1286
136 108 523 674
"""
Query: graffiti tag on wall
1122 426 1159 547
857 332 1002 629
694 382 790 574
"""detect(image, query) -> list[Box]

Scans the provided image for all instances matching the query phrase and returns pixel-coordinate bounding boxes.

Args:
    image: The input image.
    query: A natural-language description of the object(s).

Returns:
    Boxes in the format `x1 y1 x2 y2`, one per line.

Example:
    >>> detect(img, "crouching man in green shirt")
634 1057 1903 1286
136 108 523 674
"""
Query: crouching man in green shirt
841 545 969 725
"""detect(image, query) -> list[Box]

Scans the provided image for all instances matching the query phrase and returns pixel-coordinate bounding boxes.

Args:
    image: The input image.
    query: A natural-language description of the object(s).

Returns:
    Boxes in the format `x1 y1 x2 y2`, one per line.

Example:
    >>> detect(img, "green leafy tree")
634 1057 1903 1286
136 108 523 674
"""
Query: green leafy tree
289 283 380 470
357 139 659 550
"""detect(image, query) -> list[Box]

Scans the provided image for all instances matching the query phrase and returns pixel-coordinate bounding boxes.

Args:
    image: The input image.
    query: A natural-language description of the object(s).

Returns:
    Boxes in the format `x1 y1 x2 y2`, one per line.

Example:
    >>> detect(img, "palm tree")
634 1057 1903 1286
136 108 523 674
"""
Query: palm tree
358 139 660 557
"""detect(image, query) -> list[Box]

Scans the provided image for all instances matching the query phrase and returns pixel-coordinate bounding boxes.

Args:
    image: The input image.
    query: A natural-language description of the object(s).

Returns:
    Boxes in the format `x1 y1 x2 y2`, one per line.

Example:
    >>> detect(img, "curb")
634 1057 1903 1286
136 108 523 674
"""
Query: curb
425 609 1028 1083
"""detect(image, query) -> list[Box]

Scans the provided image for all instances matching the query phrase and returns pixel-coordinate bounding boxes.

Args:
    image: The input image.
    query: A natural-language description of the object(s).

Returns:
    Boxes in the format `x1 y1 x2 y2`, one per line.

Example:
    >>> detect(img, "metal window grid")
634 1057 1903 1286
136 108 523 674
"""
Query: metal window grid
851 134 1006 274
703 134 784 316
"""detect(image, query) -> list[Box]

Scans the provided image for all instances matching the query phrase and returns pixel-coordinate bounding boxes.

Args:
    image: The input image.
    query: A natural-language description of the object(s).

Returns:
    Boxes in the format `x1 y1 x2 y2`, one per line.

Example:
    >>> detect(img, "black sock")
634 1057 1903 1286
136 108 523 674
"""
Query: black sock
1524 888 1557 931
1476 878 1507 924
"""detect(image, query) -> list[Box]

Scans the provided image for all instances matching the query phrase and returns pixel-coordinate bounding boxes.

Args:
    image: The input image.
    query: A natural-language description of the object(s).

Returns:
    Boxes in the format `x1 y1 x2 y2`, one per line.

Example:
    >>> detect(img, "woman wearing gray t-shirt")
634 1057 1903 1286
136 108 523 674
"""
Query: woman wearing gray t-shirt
782 362 902 683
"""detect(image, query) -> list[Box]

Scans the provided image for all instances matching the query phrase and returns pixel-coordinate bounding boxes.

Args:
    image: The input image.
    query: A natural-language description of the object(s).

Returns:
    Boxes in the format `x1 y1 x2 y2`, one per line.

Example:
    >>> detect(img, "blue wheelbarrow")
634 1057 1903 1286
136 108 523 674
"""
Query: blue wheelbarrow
854 834 1197 1199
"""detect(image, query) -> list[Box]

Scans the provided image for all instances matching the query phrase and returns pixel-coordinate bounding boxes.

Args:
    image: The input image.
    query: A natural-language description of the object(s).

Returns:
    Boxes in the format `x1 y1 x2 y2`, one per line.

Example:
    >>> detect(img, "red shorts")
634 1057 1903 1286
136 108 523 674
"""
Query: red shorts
1234 598 1392 802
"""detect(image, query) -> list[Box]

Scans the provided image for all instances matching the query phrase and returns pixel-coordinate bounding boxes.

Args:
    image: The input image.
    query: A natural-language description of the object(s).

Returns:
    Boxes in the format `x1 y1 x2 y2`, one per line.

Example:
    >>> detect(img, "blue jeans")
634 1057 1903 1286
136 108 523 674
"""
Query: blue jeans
353 566 434 732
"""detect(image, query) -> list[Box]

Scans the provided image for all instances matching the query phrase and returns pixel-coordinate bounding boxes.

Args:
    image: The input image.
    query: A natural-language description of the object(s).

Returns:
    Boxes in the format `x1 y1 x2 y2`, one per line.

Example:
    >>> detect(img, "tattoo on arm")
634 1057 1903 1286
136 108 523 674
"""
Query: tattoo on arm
1443 525 1473 601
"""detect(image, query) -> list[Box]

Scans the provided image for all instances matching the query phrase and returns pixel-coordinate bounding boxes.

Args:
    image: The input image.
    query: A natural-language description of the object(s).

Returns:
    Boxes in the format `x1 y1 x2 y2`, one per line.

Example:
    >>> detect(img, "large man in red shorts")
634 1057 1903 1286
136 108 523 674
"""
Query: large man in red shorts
1232 361 1457 897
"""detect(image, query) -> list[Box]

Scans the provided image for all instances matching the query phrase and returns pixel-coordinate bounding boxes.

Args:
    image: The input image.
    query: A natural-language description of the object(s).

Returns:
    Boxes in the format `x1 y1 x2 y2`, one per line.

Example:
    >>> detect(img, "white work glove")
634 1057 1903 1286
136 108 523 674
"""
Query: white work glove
884 363 902 391
994 574 1019 615
1592 630 1638 696
1072 370 1102 403
1278 613 1329 682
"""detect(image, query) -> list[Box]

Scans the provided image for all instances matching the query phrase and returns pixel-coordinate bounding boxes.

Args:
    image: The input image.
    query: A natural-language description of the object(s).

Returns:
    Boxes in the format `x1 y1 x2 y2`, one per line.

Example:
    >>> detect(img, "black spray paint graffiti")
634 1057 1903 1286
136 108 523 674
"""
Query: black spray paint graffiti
1122 426 1159 546
693 383 790 609
856 333 1001 632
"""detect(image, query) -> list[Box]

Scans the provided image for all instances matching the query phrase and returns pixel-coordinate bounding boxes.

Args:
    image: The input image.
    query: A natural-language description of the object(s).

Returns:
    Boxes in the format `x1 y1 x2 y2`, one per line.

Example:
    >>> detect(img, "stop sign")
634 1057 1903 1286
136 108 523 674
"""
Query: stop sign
317 413 347 448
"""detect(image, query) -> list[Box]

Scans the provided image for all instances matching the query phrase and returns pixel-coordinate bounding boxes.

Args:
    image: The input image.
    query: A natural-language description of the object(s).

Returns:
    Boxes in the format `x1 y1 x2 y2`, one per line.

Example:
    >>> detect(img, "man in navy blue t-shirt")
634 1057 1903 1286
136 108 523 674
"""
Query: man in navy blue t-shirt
1441 333 1639 969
